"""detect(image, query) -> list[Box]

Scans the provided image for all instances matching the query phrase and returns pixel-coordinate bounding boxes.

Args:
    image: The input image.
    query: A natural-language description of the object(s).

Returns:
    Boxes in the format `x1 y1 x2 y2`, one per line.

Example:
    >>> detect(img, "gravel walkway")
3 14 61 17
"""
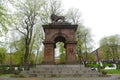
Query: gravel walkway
0 74 120 80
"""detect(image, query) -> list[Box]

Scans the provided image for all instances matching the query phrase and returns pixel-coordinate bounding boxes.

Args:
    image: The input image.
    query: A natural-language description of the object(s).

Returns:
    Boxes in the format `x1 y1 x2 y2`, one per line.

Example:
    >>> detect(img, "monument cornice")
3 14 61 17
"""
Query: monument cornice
43 22 78 31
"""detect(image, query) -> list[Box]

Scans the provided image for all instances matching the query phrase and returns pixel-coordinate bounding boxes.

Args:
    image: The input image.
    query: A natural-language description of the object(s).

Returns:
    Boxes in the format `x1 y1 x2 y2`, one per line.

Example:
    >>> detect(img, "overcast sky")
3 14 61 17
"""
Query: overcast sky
61 0 120 48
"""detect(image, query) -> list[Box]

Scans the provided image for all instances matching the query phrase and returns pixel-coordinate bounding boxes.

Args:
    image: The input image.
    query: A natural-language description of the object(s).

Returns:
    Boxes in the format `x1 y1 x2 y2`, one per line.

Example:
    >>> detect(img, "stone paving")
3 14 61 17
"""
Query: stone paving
0 74 120 80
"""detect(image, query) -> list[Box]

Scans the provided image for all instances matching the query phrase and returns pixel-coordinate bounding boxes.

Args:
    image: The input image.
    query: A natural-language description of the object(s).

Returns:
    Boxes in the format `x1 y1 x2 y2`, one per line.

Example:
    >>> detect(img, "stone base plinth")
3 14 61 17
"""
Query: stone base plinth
21 65 100 77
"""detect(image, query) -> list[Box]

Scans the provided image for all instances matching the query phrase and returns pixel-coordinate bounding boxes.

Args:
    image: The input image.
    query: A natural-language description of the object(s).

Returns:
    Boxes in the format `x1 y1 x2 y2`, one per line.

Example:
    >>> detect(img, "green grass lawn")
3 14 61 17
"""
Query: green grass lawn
106 69 120 74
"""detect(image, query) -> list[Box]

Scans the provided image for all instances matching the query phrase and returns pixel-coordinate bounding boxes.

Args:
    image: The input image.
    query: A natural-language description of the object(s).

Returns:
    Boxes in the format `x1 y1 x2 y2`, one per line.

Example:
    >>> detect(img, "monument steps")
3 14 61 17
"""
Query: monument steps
20 65 100 77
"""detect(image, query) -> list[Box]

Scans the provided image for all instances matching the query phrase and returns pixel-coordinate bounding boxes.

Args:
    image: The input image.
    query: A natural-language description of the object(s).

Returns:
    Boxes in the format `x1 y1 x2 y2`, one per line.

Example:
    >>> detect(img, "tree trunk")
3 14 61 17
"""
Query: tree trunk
24 37 30 70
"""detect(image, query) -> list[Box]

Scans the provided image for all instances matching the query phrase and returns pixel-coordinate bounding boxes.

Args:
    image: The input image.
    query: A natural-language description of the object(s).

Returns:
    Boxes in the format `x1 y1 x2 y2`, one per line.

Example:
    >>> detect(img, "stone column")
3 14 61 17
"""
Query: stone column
66 43 77 64
43 43 54 64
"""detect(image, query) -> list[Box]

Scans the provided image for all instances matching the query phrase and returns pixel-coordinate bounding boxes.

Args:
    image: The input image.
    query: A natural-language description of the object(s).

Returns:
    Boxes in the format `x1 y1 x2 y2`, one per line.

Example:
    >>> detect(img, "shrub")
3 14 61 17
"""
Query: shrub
102 63 114 68
86 63 100 68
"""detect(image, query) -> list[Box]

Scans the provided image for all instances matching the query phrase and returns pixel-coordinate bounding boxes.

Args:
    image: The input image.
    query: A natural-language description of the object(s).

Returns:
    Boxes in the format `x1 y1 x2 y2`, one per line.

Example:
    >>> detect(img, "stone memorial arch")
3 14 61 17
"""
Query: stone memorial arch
42 14 78 64
21 14 99 77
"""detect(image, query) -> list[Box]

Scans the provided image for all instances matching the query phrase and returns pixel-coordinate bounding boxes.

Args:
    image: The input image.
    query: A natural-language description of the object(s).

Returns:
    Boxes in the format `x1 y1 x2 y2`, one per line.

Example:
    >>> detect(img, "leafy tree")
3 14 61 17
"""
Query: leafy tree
0 0 11 34
9 0 44 66
7 35 26 64
66 8 93 63
100 35 120 62
87 53 95 62
37 49 44 64
59 53 66 63
58 42 66 63
27 52 36 65
0 47 7 64
76 25 93 64
9 51 35 65
7 0 63 66
12 50 24 65
31 26 43 65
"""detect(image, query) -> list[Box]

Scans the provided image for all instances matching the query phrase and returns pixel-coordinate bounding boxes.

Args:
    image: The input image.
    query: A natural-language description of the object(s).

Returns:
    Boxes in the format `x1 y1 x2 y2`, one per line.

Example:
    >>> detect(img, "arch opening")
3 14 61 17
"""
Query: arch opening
54 36 66 64
54 36 66 43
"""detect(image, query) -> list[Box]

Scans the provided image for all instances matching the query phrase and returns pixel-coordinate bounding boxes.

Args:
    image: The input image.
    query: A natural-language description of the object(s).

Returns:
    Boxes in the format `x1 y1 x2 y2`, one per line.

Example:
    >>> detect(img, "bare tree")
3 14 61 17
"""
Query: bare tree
65 8 82 24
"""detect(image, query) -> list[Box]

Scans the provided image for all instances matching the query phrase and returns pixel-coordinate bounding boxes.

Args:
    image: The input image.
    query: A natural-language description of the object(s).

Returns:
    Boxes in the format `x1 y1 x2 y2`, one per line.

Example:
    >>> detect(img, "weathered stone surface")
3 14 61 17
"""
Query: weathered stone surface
21 65 100 77
42 23 78 64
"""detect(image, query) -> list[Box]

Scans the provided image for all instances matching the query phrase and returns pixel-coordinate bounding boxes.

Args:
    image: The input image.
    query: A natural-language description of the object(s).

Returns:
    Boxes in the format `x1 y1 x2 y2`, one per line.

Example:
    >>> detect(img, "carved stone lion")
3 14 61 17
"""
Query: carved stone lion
50 14 65 22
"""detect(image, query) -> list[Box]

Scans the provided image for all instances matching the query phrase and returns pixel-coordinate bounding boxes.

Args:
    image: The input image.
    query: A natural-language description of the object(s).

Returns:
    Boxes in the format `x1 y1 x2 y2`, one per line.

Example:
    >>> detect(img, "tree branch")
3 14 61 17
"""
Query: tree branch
16 26 26 36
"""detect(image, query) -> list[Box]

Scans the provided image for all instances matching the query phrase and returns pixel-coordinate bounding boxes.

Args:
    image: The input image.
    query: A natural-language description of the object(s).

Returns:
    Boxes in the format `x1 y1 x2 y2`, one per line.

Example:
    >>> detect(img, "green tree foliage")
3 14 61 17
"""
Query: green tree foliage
0 47 7 64
0 0 11 34
58 42 66 63
76 25 93 63
4 51 35 65
37 49 44 64
87 53 95 62
6 36 25 64
7 0 63 65
60 53 66 63
12 51 24 65
8 0 44 65
31 26 43 65
100 35 120 62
